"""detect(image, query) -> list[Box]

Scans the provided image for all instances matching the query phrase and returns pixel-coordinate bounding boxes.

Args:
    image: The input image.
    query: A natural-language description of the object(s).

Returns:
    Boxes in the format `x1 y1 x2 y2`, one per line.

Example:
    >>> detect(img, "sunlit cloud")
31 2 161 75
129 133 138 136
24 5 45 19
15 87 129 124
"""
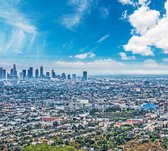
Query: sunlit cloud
123 0 168 56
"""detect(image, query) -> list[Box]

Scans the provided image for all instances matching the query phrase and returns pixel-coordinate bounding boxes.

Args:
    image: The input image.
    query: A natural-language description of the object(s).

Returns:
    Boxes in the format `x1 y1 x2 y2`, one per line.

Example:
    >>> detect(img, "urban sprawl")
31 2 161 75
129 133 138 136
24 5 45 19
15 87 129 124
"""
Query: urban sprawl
0 64 168 151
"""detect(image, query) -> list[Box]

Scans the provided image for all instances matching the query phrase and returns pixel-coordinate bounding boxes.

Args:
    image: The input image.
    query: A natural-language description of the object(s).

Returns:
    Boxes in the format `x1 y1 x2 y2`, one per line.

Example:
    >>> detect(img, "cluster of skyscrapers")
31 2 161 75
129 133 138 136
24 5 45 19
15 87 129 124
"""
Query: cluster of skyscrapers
0 64 88 80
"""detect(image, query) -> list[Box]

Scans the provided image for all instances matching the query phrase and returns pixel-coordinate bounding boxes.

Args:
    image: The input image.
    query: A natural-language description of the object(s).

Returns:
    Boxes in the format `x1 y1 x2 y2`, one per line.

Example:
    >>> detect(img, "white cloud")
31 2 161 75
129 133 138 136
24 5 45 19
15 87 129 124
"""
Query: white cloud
124 0 168 56
2 59 168 75
119 0 149 6
118 0 133 5
129 6 160 35
124 35 154 56
61 0 94 30
119 52 136 60
53 59 168 75
73 52 95 59
0 0 37 54
138 0 148 6
165 0 168 14
121 10 128 20
0 0 36 33
96 34 110 43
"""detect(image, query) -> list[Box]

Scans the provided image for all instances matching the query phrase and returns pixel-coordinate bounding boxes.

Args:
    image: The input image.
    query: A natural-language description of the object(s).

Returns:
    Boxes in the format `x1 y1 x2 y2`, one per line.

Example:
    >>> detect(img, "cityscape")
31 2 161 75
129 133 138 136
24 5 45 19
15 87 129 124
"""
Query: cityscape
1 0 168 150
0 64 88 81
0 65 168 150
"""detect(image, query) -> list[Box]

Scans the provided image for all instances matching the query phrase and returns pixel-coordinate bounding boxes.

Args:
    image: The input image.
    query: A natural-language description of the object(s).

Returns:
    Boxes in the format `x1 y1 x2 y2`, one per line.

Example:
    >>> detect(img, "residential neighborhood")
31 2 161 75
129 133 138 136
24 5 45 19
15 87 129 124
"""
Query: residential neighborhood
0 75 167 150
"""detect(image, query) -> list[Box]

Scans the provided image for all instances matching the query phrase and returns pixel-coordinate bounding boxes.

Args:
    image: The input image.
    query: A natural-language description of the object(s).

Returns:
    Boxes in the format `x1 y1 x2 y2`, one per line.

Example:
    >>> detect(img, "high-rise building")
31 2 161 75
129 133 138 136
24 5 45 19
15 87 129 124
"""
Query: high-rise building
13 64 17 78
46 72 50 78
28 67 33 79
35 69 39 78
82 71 87 81
10 68 13 76
72 74 76 80
19 72 23 79
40 66 44 78
3 69 6 79
7 73 12 79
10 64 18 79
27 69 31 79
0 67 3 79
51 70 56 78
13 64 16 70
67 74 71 80
61 73 66 80
22 69 27 79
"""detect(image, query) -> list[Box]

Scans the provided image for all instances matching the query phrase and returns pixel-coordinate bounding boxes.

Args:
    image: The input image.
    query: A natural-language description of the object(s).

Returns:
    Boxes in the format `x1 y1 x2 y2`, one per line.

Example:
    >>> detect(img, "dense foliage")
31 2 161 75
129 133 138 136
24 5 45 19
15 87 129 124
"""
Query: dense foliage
23 144 84 151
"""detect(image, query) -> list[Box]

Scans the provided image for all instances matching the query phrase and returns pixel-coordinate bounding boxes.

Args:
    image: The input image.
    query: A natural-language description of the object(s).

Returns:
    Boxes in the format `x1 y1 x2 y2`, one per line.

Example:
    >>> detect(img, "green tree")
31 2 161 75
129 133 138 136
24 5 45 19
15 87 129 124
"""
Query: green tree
23 143 84 151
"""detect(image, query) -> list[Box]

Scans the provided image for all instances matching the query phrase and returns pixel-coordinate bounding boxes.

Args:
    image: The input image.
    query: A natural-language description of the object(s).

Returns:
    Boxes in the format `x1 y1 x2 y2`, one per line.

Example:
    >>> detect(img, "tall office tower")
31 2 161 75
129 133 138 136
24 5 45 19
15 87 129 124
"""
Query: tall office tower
28 67 33 79
22 69 27 79
35 69 39 78
13 64 17 78
82 71 87 81
13 64 16 70
40 66 44 78
0 67 3 79
10 68 13 76
3 69 6 79
7 73 11 79
10 64 18 79
72 74 76 80
51 70 56 78
19 72 23 79
27 69 31 79
46 72 50 78
61 73 66 80
67 74 71 80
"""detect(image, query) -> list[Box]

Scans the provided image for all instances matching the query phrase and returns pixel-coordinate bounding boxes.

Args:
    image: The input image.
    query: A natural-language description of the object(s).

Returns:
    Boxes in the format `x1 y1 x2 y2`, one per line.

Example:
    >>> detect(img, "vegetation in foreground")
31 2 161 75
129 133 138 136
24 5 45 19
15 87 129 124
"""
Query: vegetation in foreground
23 144 84 151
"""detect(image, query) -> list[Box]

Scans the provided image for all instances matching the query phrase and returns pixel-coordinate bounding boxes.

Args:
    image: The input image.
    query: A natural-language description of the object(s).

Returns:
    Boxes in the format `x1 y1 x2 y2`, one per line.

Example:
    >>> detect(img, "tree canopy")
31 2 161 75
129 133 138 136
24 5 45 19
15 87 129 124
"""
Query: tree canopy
23 144 84 151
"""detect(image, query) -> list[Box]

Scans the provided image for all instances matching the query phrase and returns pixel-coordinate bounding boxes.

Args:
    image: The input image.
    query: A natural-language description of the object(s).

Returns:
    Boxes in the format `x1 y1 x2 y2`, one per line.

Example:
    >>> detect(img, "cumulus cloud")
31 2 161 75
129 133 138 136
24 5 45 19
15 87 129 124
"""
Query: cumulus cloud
72 52 95 59
165 0 168 14
60 0 94 30
124 0 168 56
124 35 154 56
129 6 160 35
119 52 136 60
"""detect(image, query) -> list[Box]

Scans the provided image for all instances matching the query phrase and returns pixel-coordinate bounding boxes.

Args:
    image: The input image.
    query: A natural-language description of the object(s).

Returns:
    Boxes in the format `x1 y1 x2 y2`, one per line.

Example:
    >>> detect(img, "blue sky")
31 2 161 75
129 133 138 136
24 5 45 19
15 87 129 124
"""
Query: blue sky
1 0 168 75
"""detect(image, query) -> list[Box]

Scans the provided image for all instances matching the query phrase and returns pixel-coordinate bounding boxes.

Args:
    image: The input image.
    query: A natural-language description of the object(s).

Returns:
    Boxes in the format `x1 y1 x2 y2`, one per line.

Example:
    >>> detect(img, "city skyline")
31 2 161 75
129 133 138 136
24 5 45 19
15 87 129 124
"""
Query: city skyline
1 0 168 74
0 64 88 80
